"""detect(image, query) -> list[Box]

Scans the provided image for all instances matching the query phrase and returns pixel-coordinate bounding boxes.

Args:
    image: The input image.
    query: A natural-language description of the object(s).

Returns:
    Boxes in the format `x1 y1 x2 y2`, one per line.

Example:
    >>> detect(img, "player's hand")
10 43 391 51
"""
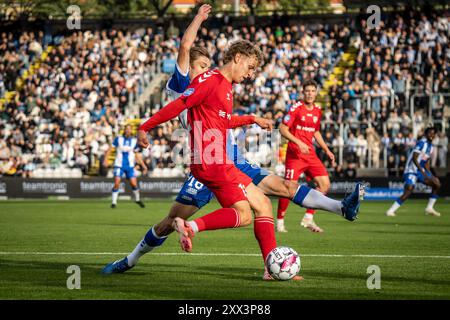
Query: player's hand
137 130 150 149
327 150 336 166
196 4 211 21
142 166 148 176
297 141 310 154
254 117 273 131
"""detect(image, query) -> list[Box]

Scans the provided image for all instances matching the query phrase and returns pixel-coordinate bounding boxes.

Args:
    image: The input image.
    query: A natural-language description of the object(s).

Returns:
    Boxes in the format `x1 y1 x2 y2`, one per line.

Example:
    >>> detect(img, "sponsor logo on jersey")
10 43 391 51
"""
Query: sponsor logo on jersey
296 125 316 132
219 110 231 119
183 88 195 97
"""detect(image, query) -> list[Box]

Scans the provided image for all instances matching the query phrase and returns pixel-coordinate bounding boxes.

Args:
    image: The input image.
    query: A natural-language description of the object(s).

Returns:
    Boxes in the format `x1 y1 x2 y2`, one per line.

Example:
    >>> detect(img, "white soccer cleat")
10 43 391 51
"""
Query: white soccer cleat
425 208 441 217
276 220 288 233
301 218 323 233
385 210 396 217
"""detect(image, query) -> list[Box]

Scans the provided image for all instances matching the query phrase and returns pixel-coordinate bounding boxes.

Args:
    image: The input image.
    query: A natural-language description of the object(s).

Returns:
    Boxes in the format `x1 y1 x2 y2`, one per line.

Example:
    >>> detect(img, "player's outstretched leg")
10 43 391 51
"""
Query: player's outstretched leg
257 175 365 221
300 176 329 233
101 225 168 274
102 202 198 274
425 177 441 217
111 176 121 208
386 185 414 217
340 183 365 221
129 178 145 208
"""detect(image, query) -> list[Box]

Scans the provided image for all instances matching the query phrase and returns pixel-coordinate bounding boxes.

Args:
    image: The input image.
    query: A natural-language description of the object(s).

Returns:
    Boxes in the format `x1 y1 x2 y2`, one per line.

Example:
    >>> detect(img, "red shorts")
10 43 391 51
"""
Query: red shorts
284 152 328 181
190 164 252 208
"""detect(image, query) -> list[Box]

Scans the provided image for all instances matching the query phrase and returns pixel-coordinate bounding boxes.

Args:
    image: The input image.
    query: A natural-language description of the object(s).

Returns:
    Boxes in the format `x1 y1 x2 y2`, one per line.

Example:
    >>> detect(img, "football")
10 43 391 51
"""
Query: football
265 246 301 281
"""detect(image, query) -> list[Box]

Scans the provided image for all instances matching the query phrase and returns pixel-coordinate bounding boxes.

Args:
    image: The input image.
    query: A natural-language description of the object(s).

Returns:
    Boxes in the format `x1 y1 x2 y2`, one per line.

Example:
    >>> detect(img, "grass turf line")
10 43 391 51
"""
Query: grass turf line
0 199 449 299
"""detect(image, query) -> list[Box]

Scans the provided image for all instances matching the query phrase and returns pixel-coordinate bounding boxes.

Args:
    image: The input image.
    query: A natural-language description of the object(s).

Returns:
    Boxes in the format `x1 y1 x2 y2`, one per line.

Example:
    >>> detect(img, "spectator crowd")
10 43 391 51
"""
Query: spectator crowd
0 8 449 178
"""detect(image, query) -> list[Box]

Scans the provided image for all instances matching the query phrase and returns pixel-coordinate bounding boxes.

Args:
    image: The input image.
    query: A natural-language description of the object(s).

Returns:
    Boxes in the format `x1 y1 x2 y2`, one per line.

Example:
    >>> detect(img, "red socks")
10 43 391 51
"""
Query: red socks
193 209 276 263
306 208 315 215
277 198 290 219
254 216 277 262
193 208 240 232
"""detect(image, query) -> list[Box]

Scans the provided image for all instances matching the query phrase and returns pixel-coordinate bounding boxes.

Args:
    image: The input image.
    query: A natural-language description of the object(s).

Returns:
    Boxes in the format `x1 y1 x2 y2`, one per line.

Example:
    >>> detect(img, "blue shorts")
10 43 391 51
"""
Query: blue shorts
404 170 432 187
114 166 135 179
175 160 270 209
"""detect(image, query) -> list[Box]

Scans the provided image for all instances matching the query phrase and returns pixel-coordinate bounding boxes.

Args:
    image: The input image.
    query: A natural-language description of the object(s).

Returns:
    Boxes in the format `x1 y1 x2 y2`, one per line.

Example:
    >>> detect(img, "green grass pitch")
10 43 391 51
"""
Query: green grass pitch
0 198 449 300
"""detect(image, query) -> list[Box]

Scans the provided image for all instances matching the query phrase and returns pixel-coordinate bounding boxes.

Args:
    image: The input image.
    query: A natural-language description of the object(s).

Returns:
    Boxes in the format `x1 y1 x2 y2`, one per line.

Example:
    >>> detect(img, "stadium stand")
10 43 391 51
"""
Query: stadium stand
0 8 448 178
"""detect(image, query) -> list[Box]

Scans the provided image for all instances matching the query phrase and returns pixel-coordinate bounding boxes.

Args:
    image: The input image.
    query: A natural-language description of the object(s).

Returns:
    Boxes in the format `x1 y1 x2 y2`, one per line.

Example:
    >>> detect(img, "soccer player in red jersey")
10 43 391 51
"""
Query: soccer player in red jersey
277 80 335 233
137 40 283 276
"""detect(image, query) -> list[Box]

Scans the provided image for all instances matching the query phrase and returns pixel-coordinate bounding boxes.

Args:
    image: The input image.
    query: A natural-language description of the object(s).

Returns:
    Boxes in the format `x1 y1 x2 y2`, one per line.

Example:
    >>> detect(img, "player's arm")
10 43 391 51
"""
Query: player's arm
412 152 427 176
103 146 113 168
177 4 211 73
229 115 273 130
279 123 310 154
138 78 213 148
314 131 335 166
135 151 148 175
103 137 118 167
137 98 188 148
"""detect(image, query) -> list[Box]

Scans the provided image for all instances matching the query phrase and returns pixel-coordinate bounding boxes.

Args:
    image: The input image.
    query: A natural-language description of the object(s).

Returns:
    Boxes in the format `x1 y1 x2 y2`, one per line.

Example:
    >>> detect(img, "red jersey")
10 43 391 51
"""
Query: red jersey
282 100 322 157
181 69 234 167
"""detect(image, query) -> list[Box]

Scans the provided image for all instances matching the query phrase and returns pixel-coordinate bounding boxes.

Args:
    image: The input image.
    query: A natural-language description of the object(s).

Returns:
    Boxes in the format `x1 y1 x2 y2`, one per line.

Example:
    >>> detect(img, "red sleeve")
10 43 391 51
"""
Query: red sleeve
138 74 214 132
229 115 255 128
138 98 187 132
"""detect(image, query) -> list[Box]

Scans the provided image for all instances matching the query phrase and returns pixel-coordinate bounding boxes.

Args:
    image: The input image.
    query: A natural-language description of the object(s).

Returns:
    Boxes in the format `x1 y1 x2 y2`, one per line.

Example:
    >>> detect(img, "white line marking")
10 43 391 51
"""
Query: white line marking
0 252 449 259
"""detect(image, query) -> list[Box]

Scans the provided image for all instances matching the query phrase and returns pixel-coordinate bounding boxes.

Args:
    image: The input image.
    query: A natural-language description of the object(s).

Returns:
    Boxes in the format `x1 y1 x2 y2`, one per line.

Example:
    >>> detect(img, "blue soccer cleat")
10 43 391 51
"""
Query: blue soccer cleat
101 257 133 274
341 183 365 221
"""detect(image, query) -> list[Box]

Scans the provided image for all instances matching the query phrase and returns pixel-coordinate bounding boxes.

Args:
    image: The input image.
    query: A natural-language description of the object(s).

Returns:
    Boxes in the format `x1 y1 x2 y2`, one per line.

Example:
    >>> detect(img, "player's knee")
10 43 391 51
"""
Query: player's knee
233 202 252 226
434 179 441 190
239 214 253 227
253 196 273 218
283 180 298 198
237 209 252 226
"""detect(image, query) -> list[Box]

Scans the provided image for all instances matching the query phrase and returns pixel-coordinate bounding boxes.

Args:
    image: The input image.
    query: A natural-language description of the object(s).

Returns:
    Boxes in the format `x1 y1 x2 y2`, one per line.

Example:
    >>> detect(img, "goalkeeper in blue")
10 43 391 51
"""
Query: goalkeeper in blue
386 126 441 217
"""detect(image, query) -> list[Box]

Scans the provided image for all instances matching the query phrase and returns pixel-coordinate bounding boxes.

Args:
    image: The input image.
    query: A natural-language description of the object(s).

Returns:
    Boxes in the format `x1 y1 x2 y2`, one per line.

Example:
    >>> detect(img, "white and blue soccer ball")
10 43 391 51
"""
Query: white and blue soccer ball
265 246 301 281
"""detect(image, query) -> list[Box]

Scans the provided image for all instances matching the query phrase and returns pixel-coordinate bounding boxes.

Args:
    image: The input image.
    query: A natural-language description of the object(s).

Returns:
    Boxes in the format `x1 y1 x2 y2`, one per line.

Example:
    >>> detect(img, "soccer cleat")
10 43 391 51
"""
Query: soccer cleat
111 204 116 209
385 210 396 217
341 182 365 221
425 208 441 217
172 217 195 252
276 220 288 233
301 218 324 233
135 201 145 208
101 257 133 274
262 268 304 281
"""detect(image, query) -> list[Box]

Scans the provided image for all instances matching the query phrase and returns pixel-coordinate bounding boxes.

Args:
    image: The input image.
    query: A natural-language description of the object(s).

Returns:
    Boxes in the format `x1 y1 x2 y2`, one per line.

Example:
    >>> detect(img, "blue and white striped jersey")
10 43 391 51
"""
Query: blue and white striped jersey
404 138 433 174
166 63 190 129
113 136 139 169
